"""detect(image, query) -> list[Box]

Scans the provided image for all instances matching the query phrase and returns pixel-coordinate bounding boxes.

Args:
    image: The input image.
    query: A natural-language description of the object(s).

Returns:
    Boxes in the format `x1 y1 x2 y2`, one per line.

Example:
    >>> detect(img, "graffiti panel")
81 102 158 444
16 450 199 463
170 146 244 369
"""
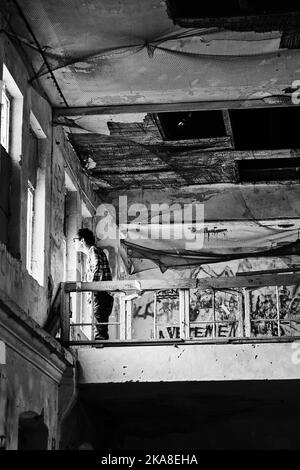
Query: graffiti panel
250 285 300 337
131 291 155 339
130 284 300 341
131 289 181 339
156 289 180 339
278 285 300 336
189 288 214 338
189 288 241 338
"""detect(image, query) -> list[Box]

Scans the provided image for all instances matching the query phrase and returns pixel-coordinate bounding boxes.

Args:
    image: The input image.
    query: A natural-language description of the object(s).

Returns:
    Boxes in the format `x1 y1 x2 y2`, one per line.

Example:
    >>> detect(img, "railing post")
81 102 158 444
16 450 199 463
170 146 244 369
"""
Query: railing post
91 293 95 341
276 285 281 337
179 289 185 339
212 288 216 338
153 292 157 339
123 293 139 340
237 290 244 338
244 288 251 337
126 299 132 340
60 283 70 344
184 289 190 339
119 293 126 340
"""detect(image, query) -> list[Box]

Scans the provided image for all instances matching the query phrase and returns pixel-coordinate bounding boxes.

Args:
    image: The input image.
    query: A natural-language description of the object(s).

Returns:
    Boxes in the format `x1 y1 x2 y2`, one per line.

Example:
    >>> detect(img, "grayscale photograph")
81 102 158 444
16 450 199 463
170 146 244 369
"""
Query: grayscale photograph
1 0 300 456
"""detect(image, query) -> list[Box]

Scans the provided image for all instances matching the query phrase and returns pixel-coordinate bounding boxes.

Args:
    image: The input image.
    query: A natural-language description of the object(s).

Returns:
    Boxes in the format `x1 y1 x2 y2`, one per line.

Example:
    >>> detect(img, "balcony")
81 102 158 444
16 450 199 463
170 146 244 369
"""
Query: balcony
54 271 300 384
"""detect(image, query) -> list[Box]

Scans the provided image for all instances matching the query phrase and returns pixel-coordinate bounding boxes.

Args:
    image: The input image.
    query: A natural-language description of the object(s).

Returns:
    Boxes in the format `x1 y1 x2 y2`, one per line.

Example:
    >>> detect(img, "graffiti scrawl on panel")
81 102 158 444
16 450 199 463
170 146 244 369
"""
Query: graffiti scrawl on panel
250 285 300 337
189 288 240 338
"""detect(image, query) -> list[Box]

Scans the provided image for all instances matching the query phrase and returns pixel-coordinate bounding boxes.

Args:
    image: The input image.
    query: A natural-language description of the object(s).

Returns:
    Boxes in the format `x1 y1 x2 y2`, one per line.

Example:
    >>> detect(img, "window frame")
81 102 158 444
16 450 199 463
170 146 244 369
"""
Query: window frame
151 111 233 148
1 85 12 153
26 181 35 274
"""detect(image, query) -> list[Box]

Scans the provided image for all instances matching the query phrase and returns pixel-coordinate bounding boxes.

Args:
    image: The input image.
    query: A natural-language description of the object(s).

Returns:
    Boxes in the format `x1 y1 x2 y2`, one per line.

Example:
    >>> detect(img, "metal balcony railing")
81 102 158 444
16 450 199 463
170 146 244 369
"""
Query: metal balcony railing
57 272 300 346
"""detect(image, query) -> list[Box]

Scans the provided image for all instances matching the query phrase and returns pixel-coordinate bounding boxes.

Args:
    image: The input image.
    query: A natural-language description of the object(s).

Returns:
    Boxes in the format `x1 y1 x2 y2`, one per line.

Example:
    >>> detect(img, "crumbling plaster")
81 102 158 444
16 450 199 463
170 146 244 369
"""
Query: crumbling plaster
106 184 300 221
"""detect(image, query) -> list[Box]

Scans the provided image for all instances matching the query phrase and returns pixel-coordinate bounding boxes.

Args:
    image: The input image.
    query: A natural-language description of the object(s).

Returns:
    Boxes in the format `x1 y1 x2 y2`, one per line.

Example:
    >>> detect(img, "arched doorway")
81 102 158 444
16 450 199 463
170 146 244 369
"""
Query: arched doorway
18 411 49 450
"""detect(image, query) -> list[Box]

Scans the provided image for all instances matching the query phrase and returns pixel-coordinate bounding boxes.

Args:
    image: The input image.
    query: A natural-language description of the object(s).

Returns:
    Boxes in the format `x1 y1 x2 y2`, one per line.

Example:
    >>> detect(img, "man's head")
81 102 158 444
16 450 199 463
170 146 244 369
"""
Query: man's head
75 228 95 253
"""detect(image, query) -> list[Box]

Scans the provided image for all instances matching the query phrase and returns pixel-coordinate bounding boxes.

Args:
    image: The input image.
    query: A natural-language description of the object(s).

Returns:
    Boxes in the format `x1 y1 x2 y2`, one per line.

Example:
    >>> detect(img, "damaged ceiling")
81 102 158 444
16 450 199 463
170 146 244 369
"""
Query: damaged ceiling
68 110 300 190
68 113 235 190
2 0 300 191
3 0 300 107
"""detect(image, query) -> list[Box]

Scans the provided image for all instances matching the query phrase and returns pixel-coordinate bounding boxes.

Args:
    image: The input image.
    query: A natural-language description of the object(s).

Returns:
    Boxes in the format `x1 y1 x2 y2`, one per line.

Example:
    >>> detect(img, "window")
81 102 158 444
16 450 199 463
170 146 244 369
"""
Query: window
155 111 226 141
1 65 23 258
237 157 300 182
230 107 300 150
167 1 300 30
29 115 47 285
26 182 34 274
167 1 300 19
0 86 11 153
2 64 23 160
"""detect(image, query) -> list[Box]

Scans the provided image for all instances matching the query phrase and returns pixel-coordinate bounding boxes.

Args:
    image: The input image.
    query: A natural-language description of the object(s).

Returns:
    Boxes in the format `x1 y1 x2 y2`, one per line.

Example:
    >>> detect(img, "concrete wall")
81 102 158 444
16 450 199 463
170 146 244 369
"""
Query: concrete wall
0 18 91 449
0 300 74 450
0 31 52 325
0 25 100 324
77 342 300 384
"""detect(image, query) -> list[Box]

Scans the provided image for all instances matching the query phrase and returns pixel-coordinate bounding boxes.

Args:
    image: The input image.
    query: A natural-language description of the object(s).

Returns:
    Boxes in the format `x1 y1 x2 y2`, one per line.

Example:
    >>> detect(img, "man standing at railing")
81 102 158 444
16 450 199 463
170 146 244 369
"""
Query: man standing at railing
75 228 113 340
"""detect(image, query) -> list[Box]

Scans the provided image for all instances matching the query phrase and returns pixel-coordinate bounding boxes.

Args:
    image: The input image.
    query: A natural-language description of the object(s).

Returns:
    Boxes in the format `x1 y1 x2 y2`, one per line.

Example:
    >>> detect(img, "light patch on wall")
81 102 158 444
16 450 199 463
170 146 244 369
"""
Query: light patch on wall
0 341 5 364
30 112 46 139
65 172 77 191
82 201 92 218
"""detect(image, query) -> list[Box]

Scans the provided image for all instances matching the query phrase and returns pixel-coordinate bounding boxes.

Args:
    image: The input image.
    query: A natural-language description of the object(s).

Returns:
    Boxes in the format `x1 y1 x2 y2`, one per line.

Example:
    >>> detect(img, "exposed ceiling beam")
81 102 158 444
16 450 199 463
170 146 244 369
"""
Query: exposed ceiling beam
53 96 296 118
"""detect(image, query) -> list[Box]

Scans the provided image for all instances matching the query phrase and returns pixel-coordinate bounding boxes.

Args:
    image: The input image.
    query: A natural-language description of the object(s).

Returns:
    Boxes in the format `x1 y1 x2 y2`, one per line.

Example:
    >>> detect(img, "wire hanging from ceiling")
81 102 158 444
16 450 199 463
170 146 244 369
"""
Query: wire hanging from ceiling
6 24 285 81
11 0 69 107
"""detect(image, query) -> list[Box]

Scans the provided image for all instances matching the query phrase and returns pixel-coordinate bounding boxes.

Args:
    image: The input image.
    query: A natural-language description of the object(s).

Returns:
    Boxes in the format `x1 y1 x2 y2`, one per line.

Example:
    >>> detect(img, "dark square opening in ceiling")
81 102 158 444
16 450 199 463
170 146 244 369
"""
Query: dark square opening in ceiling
167 0 300 19
238 157 300 182
156 111 226 141
229 107 300 150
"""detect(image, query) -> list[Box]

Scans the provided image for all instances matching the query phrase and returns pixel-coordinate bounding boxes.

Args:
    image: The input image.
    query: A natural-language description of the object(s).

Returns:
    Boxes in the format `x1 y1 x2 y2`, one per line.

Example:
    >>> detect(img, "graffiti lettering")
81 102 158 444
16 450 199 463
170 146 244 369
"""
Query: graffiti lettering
133 300 154 319
158 322 238 339
159 327 180 339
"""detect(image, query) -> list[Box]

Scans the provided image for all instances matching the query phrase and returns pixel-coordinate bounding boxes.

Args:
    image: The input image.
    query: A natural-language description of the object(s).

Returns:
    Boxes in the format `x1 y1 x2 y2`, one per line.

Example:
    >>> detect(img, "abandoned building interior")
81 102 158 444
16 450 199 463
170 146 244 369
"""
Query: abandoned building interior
2 0 300 450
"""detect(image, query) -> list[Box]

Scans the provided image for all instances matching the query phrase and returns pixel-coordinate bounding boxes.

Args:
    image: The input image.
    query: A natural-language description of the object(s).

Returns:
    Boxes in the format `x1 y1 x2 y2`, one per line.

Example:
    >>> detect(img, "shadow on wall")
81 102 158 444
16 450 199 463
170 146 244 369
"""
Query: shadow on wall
18 411 48 450
60 400 101 450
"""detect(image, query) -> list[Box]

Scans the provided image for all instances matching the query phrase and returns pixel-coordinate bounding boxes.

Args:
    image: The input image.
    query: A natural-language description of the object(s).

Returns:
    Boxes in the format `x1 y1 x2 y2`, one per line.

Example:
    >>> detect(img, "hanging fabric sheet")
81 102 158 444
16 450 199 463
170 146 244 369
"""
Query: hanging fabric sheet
122 222 300 273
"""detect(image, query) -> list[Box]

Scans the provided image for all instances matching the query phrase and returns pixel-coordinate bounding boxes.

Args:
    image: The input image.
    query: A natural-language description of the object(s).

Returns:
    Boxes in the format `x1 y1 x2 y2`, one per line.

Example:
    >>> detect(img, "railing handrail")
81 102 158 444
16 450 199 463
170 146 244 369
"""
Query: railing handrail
63 270 300 293
64 280 194 293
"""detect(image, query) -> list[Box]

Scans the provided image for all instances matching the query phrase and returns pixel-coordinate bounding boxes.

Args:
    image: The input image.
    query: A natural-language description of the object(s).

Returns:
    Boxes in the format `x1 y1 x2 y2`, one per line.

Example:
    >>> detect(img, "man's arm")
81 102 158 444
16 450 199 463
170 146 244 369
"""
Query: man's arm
89 247 104 282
